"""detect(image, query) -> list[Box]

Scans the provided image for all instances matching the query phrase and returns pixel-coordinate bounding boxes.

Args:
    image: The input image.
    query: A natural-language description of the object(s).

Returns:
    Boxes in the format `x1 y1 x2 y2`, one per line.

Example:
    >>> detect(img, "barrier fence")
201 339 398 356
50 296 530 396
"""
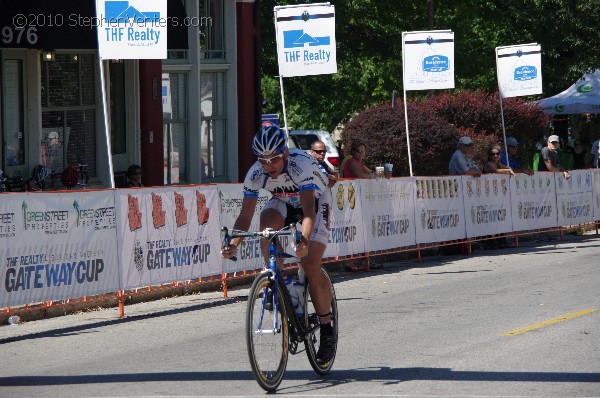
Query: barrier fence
2 170 600 317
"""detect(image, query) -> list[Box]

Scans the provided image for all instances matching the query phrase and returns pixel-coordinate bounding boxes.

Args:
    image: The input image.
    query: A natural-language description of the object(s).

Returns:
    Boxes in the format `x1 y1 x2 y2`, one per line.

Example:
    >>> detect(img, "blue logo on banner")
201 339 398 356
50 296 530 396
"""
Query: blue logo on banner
283 30 330 48
514 66 537 81
105 1 160 23
422 55 449 72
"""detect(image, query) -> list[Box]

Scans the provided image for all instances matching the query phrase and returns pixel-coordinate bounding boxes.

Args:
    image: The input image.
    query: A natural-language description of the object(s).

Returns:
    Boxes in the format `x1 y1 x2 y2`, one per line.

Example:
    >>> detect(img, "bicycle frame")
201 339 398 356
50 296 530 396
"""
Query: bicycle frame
221 225 309 342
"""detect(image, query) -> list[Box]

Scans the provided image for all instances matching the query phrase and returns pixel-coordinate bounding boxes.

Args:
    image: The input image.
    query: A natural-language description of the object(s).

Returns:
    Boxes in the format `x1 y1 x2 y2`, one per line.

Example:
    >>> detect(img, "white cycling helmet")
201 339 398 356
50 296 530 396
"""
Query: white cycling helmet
252 125 287 156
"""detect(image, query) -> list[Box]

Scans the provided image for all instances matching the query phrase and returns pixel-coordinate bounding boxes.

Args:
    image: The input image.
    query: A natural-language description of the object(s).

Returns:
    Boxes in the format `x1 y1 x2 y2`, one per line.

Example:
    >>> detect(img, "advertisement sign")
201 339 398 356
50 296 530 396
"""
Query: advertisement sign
403 30 455 90
462 174 513 237
555 170 594 226
594 169 600 220
325 180 366 257
115 185 222 290
217 184 276 273
275 3 337 77
510 172 558 231
0 191 120 307
496 43 542 98
414 176 466 244
360 178 416 251
96 0 168 60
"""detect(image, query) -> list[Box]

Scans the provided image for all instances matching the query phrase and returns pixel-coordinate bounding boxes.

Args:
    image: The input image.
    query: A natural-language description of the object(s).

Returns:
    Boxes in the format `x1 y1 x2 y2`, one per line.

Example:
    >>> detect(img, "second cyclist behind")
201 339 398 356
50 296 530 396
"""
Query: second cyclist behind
220 125 336 365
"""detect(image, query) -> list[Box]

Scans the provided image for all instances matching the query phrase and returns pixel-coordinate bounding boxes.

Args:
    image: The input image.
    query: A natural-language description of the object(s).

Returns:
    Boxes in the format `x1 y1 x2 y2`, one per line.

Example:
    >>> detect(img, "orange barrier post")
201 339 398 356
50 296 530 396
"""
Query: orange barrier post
559 226 563 241
417 243 421 262
117 291 125 318
222 274 228 298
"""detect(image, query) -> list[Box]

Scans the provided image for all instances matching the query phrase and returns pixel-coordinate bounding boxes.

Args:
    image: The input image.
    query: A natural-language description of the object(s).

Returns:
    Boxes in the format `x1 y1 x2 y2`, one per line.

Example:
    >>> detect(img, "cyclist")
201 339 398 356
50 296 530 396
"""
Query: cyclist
220 125 336 364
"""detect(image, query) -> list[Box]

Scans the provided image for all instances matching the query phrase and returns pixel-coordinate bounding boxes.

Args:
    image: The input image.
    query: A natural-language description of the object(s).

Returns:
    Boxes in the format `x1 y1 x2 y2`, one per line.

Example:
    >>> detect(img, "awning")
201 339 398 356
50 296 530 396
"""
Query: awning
0 0 188 50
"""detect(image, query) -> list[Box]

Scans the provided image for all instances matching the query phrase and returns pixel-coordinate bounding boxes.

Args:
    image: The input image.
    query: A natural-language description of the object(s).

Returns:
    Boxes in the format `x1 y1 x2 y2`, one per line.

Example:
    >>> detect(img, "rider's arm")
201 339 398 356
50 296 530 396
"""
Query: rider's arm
221 196 257 258
297 190 316 258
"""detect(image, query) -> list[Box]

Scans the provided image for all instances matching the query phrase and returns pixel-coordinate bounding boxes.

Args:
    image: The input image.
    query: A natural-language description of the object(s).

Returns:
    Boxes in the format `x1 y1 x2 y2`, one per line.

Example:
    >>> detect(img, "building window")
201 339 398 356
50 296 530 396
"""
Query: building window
2 59 25 167
199 0 225 60
163 72 188 184
200 71 226 179
41 54 96 176
109 62 126 155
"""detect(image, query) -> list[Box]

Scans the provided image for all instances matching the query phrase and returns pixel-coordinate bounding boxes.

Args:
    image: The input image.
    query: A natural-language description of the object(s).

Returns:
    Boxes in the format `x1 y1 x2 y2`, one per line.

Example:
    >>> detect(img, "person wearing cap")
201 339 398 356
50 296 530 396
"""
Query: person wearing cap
448 136 481 177
42 131 61 172
538 135 570 180
500 137 534 176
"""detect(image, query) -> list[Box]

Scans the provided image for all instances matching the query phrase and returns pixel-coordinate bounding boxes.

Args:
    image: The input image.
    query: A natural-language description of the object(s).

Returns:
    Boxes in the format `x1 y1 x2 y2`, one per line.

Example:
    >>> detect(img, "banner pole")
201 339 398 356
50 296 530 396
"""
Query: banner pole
98 57 115 188
401 34 414 177
279 75 289 134
495 48 509 165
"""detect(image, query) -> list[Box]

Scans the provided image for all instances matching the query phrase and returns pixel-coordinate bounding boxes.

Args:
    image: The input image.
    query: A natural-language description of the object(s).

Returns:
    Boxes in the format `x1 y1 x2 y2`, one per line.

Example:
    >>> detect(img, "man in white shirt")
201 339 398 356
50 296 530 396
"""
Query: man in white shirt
448 136 481 177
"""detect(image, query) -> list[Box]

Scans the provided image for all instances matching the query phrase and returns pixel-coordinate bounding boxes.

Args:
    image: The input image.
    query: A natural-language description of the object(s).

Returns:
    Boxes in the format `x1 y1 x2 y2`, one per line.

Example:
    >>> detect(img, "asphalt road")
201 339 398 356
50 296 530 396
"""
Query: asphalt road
1 234 599 397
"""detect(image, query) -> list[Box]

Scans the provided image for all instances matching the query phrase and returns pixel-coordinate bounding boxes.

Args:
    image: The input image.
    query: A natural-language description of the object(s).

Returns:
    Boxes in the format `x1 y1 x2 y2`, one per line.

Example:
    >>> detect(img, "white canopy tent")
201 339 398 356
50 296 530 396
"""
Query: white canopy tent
539 69 600 114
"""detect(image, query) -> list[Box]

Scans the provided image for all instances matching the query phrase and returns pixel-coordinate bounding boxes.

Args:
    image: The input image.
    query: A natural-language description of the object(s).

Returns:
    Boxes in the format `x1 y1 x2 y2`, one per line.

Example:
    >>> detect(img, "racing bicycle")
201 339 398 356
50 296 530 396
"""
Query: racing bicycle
220 224 338 391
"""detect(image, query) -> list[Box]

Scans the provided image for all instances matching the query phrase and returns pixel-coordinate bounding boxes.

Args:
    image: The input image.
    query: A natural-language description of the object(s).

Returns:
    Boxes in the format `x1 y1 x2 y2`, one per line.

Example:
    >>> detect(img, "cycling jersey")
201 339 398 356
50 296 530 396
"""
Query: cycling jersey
243 149 329 208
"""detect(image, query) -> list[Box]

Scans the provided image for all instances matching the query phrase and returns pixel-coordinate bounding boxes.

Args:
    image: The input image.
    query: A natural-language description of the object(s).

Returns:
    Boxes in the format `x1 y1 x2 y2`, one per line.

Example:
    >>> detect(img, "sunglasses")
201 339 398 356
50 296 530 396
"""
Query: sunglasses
355 149 366 154
312 149 327 154
551 141 559 145
489 152 500 156
257 153 285 164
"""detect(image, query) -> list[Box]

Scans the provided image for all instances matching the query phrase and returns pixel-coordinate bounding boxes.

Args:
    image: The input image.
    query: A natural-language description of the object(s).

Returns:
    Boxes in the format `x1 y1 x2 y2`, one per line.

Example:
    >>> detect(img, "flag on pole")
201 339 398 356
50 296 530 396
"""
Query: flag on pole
274 3 337 77
496 43 542 98
96 0 168 60
402 30 455 91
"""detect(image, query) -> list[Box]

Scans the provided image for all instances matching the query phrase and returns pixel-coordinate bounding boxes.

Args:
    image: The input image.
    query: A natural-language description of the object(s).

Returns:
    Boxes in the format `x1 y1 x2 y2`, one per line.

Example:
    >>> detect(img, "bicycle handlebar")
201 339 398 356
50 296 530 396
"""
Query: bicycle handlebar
220 224 301 262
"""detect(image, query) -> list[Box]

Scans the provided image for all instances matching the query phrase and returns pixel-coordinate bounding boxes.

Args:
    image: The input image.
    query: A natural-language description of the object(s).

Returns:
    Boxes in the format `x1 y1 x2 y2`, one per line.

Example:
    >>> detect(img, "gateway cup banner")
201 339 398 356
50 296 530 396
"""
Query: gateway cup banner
496 44 542 98
555 170 594 226
0 191 120 307
510 173 558 231
462 174 513 237
115 186 221 290
275 3 337 77
96 0 168 59
403 30 455 90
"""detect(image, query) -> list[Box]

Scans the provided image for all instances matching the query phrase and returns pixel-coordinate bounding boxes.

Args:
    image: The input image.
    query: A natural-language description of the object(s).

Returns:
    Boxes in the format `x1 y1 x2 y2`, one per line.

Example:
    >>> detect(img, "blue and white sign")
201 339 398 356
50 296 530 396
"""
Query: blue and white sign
274 3 337 77
96 0 168 60
496 43 542 98
403 30 455 90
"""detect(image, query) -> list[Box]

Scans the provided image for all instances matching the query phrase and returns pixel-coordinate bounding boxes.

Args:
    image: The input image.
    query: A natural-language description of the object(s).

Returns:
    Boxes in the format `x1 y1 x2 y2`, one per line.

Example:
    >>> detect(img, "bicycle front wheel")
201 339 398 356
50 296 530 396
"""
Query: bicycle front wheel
246 272 289 391
305 268 338 374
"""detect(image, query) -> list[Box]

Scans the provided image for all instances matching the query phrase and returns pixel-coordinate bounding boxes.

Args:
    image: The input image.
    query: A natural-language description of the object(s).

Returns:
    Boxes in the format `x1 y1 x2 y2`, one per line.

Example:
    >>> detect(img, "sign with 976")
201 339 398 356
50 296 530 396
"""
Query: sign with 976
1 26 38 45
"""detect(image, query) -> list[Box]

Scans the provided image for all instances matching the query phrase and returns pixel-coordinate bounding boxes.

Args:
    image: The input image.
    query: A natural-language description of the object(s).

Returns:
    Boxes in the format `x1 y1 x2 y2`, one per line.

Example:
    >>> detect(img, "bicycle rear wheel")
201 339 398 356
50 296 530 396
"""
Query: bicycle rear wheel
246 272 289 391
304 268 338 374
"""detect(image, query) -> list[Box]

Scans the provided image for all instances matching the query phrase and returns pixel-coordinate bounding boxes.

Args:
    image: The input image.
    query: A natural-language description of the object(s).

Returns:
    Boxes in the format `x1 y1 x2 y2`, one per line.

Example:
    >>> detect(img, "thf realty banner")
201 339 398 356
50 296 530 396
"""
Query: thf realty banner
274 3 337 77
403 30 455 90
496 43 542 98
96 0 168 59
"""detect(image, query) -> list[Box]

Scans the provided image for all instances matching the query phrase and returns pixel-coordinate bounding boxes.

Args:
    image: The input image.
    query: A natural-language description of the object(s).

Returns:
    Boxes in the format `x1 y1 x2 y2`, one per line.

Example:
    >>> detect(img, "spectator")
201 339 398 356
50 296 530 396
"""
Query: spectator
311 140 337 188
482 145 513 250
483 145 515 177
126 164 143 187
570 139 589 170
42 131 62 172
538 135 570 180
448 136 481 177
342 140 373 179
500 137 534 175
591 131 600 168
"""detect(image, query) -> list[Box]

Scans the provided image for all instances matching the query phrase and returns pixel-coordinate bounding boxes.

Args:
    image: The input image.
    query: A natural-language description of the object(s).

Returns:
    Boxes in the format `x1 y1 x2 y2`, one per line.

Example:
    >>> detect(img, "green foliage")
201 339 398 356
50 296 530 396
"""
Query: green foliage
342 90 546 176
259 0 600 131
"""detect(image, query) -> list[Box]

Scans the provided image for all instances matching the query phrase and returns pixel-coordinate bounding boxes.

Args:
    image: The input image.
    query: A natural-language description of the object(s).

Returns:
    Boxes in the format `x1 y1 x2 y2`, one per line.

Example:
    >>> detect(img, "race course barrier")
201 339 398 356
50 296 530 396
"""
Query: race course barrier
2 169 600 313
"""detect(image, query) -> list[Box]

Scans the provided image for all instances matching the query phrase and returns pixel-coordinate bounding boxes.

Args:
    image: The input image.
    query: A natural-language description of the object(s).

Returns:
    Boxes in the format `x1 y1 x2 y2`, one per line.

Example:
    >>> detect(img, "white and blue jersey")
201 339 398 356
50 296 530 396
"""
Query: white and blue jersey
243 148 329 208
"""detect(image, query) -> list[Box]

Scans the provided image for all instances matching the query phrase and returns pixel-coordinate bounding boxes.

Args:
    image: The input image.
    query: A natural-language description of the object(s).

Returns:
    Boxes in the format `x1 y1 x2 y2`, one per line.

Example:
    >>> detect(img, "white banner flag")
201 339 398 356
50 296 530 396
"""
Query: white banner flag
403 30 455 90
462 174 513 237
496 43 542 98
275 3 337 77
360 178 416 251
96 0 168 60
414 176 466 244
555 170 594 226
510 173 558 231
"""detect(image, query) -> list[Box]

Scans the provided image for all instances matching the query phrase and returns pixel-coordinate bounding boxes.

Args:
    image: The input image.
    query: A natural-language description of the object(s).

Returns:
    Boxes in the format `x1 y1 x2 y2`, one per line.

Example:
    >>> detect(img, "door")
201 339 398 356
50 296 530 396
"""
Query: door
1 50 27 178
